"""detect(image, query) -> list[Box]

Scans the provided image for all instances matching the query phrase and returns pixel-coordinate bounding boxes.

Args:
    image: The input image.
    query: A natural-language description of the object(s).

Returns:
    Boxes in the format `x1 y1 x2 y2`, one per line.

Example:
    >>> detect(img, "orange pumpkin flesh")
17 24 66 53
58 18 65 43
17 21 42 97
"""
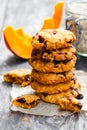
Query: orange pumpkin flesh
15 28 28 38
3 26 32 59
52 2 64 28
41 18 55 30
41 2 64 30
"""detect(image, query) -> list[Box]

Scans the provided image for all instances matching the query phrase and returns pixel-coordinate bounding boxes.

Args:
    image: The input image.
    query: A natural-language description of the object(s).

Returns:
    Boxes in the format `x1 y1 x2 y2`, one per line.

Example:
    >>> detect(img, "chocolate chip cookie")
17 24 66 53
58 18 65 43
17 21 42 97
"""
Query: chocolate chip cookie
29 55 77 73
4 69 31 87
58 97 82 112
12 94 40 109
31 77 77 94
32 69 75 84
37 82 81 104
32 29 76 51
31 47 76 62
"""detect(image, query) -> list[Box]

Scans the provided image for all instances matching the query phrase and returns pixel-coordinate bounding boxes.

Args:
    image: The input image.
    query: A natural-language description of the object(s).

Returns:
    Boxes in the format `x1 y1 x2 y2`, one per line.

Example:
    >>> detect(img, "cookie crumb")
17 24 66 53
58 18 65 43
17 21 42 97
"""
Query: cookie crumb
22 116 28 122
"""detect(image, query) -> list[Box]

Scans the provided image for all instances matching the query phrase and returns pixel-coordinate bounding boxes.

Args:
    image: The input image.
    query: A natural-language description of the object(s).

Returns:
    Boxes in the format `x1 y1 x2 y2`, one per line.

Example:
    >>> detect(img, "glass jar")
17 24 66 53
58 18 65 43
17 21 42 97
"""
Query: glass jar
65 0 87 57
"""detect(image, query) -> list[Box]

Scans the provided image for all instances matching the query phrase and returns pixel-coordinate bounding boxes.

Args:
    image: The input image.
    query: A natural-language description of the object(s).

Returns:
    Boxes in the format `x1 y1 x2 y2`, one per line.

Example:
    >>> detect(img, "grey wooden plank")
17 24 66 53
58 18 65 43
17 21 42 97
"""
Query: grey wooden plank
0 0 9 38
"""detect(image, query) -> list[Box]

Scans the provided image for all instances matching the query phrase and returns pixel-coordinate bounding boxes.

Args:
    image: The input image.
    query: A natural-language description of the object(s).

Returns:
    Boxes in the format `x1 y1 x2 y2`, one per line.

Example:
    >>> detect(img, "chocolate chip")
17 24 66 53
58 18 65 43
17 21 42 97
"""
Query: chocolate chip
53 30 57 35
43 58 50 62
76 94 84 100
71 91 74 95
42 93 48 97
30 100 38 106
38 35 45 43
53 49 56 51
31 58 35 62
67 97 72 101
31 77 34 82
31 49 39 56
73 88 78 92
56 72 66 76
67 39 72 44
42 41 47 51
64 52 67 55
77 103 82 109
63 60 68 64
57 48 62 51
58 52 62 55
71 77 75 81
54 61 58 68
63 72 66 76
56 73 59 75
54 59 69 67
25 76 31 81
17 97 26 103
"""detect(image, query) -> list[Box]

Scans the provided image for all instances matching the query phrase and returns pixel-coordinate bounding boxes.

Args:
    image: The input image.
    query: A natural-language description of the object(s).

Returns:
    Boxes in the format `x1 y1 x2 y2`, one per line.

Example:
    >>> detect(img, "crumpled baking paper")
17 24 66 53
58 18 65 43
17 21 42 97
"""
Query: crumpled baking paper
11 71 87 116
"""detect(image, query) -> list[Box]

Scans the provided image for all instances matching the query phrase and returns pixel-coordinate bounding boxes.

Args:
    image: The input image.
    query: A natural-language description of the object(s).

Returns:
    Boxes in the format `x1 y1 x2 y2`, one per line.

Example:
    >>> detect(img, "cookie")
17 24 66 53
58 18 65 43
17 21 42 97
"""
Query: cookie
38 83 81 104
31 47 76 62
32 69 75 84
12 94 40 109
29 55 77 73
31 77 77 94
58 97 82 112
32 29 76 51
4 69 31 87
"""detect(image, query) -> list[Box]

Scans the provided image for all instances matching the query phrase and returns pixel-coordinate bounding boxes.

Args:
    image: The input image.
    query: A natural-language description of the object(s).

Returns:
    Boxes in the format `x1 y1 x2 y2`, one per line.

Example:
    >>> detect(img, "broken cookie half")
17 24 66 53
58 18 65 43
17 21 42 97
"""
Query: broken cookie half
58 97 82 112
12 94 40 109
4 69 31 87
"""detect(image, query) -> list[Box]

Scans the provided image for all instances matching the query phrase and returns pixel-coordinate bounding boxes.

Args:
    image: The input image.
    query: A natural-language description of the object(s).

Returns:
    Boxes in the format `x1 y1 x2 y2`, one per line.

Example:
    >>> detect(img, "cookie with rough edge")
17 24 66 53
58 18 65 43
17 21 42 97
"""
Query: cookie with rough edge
32 69 75 84
4 69 31 87
32 29 76 51
58 97 82 112
31 47 76 62
31 77 77 94
12 94 40 109
29 55 77 73
37 82 81 104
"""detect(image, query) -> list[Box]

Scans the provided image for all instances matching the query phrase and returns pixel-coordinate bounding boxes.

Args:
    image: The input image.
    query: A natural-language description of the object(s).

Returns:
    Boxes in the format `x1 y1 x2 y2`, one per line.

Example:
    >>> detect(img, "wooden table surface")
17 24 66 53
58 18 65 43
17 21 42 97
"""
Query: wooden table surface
0 0 87 130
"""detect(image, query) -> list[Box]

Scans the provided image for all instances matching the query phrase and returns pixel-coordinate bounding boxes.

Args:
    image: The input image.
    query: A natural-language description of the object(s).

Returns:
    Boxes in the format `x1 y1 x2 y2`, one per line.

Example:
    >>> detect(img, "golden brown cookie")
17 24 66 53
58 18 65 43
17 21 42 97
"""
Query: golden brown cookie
29 55 77 73
31 77 77 94
58 97 82 112
38 83 81 104
31 47 76 62
32 69 75 84
4 69 31 87
32 29 76 51
12 94 40 109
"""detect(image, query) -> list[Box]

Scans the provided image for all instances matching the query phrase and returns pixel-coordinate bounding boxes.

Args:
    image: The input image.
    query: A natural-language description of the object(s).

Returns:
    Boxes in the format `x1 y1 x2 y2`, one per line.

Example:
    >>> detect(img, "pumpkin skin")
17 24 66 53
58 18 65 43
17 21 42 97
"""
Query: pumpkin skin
3 26 32 59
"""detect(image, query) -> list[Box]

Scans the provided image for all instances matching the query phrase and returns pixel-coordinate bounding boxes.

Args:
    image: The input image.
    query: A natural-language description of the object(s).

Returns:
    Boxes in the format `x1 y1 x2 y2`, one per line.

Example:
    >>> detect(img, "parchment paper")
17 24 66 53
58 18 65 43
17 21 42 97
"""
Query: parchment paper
11 71 87 116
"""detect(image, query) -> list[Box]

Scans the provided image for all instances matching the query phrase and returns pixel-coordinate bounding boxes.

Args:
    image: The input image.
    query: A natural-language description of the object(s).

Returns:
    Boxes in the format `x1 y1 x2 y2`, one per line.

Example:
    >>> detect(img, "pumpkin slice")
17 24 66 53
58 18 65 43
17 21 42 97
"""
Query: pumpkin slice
52 1 64 28
3 26 32 59
41 18 55 30
41 1 64 30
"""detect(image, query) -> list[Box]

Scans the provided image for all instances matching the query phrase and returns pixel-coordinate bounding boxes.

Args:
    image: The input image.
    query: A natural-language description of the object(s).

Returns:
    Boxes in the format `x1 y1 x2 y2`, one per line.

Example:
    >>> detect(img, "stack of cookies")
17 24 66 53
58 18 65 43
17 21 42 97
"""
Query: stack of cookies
29 29 83 112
